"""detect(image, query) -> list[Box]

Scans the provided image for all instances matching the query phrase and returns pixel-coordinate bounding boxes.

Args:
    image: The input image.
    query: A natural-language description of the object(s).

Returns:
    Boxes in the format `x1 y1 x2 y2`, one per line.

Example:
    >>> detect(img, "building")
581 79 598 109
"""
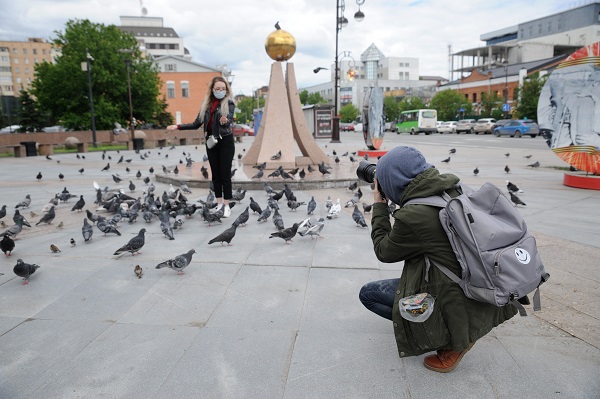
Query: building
154 55 222 125
117 16 191 60
0 38 56 97
302 44 441 111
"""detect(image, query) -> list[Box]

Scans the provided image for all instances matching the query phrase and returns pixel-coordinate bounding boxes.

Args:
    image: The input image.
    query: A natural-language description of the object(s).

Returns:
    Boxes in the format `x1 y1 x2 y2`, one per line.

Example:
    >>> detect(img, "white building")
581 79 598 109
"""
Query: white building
117 16 191 60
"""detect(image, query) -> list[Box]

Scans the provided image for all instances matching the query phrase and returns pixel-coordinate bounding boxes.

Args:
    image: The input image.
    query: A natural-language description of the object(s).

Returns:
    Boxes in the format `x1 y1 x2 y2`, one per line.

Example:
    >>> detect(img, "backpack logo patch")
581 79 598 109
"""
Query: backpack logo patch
515 248 531 264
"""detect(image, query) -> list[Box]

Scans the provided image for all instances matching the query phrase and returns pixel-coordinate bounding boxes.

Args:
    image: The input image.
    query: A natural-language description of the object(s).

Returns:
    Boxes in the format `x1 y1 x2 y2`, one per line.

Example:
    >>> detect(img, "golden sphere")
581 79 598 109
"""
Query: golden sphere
265 29 296 61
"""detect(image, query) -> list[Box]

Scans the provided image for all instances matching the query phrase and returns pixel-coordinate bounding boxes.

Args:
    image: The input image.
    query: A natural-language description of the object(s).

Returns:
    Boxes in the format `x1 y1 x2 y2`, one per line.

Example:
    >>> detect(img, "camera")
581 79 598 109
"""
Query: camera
356 160 377 183
357 160 386 199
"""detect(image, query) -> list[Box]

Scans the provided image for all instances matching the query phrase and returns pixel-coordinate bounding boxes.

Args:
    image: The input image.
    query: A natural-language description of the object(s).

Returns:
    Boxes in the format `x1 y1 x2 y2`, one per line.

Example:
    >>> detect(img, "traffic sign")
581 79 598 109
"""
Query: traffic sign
458 107 465 112
502 103 510 112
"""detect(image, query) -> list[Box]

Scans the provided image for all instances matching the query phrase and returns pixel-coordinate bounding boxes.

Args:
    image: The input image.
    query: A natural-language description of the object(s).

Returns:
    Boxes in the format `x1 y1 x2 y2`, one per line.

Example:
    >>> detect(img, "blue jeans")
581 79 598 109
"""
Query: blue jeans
359 278 400 321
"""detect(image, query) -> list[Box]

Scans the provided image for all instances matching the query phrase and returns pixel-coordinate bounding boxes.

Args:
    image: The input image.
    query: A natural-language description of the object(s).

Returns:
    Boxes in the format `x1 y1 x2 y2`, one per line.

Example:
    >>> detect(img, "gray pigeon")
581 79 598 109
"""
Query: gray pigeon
0 204 6 220
249 197 262 214
509 192 526 207
257 207 272 222
272 208 284 231
71 195 85 212
208 223 238 245
160 212 175 240
269 223 299 244
114 228 146 256
307 196 316 215
352 205 368 227
129 181 136 192
35 206 56 225
233 206 250 227
2 220 23 239
13 259 40 285
15 195 31 209
82 218 94 242
13 210 31 227
155 249 196 274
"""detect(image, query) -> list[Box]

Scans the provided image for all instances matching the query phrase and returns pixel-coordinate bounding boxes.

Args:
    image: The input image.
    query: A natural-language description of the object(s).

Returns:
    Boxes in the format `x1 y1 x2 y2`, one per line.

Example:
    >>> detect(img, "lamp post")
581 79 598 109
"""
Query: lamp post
331 0 366 143
118 49 136 147
500 58 509 118
82 48 97 147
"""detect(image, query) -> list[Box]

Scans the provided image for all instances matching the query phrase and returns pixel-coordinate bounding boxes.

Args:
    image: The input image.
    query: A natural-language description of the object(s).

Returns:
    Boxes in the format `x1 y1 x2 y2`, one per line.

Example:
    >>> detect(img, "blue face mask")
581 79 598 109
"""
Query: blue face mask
213 90 226 99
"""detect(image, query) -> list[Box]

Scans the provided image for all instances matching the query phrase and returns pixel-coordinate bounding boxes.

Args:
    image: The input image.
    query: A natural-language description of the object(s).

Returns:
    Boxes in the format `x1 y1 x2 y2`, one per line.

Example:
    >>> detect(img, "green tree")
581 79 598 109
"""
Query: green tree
429 89 473 121
30 19 163 131
307 92 327 105
299 90 309 105
383 96 399 123
480 91 503 118
339 103 358 122
514 72 546 120
154 96 174 128
234 96 265 123
17 90 50 132
398 97 426 113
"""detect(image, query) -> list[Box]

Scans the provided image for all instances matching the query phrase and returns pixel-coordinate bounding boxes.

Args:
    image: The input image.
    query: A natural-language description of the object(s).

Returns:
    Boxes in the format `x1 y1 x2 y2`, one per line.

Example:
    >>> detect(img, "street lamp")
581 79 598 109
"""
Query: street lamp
118 49 136 147
81 48 97 147
500 58 509 118
332 0 366 143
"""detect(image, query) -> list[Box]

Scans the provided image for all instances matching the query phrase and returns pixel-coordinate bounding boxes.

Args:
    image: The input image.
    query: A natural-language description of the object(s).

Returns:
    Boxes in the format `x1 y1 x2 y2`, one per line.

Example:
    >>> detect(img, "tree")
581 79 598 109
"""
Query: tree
429 89 473 121
299 90 309 105
155 96 174 128
339 103 358 122
383 96 399 123
480 91 503 118
234 95 265 124
30 19 163 131
514 72 546 120
17 90 50 132
299 89 327 105
398 97 426 113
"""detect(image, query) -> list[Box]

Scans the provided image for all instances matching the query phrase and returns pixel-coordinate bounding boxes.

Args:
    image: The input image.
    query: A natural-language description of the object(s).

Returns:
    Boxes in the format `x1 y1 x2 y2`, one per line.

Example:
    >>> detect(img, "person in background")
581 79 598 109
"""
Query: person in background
167 76 235 217
359 146 517 373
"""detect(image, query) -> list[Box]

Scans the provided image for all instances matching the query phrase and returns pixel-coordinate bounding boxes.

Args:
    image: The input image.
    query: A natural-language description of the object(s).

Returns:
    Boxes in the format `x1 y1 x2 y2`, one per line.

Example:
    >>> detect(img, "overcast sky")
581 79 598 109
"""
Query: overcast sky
0 0 573 96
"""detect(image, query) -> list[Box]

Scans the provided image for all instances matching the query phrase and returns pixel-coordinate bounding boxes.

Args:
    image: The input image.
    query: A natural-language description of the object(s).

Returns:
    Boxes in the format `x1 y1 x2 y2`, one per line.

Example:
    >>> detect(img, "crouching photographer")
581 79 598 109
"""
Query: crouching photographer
358 146 517 373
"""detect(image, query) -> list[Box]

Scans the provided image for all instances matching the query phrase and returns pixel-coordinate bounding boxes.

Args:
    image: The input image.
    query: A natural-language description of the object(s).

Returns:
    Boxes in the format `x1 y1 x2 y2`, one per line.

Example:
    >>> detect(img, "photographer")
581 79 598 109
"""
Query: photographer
359 146 517 373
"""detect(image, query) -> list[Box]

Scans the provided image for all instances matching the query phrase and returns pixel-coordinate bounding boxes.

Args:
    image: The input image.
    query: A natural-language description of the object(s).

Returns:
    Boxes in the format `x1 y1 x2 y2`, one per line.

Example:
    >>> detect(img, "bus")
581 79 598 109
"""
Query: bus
396 109 437 135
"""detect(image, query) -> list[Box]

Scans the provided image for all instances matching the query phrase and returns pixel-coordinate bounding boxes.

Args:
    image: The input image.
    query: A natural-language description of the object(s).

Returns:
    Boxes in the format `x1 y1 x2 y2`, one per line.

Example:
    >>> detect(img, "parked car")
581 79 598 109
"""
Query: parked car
494 119 511 128
43 125 67 133
493 120 540 138
340 122 355 132
455 119 477 134
473 118 497 134
231 123 254 137
437 121 458 134
0 125 21 133
354 122 363 132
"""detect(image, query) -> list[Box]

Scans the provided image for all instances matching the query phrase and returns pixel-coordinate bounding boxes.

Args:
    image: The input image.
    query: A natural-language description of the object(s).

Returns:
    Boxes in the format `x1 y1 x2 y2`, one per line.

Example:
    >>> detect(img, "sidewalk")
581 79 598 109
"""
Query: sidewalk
0 132 599 398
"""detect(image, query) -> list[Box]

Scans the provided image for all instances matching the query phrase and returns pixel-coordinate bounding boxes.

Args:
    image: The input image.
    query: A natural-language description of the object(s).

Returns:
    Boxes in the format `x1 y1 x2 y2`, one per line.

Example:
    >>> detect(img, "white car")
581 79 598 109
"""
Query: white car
0 125 21 133
437 121 458 134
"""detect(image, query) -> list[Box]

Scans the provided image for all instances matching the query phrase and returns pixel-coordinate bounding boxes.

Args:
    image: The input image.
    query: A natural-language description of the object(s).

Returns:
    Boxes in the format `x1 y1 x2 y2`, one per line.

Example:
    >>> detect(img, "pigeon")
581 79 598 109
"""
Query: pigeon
307 164 315 173
71 195 85 212
36 172 42 181
505 153 510 158
509 192 526 206
129 181 136 192
233 206 250 227
13 210 31 227
134 265 143 279
504 165 511 174
78 168 85 174
160 212 175 240
113 228 146 256
302 217 325 238
143 176 150 185
362 202 373 213
307 196 316 215
70 238 76 247
15 195 31 209
327 199 341 219
449 148 456 154
506 181 523 193
112 174 122 184
136 170 142 179
117 155 124 164
352 205 368 227
155 249 196 274
50 244 61 253
208 223 238 245
249 197 262 214
13 259 40 285
318 162 331 176
232 189 246 202
0 205 5 220
35 206 56 225
287 200 305 211
1 234 15 256
2 220 23 239
59 172 64 180
101 163 110 171
82 218 94 242
524 154 532 159
473 167 479 176
56 221 64 229
257 207 272 223
97 219 121 236
270 150 282 160
272 208 284 230
298 169 306 179
344 188 362 208
201 166 209 179
348 181 358 191
269 223 299 244
441 157 451 163
528 161 540 168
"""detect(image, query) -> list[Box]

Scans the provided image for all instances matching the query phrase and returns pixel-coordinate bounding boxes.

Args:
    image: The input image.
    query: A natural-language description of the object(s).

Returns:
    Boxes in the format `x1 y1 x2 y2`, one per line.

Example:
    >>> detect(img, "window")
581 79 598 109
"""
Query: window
22 48 27 54
548 21 552 31
34 58 38 64
25 58 29 64
558 18 562 30
14 58 19 64
538 24 542 34
181 81 189 98
25 68 30 74
405 72 409 80
528 26 532 37
33 49 37 55
0 66 10 72
42 49 46 55
167 81 175 98
159 43 166 49
405 62 410 67
26 78 30 83
165 64 176 72
399 62 404 67
473 92 477 103
16 77 22 83
0 56 8 61
12 48 18 54
15 67 20 73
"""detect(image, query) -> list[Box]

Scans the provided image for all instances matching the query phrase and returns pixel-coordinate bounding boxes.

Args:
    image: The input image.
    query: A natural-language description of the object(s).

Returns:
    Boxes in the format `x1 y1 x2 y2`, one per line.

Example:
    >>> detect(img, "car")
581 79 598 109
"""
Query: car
473 118 497 134
42 125 67 133
354 122 363 132
493 120 540 138
340 122 355 132
0 125 21 133
232 123 254 136
494 119 511 128
455 119 477 134
437 121 458 134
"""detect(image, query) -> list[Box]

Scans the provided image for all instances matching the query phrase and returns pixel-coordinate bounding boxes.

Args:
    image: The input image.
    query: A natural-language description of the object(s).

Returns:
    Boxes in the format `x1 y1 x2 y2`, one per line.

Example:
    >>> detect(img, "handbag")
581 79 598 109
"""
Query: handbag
206 135 218 149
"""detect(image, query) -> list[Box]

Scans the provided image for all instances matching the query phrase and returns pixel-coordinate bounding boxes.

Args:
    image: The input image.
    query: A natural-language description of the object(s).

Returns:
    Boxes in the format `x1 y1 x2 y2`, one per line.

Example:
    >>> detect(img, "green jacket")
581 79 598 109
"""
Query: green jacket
371 168 517 358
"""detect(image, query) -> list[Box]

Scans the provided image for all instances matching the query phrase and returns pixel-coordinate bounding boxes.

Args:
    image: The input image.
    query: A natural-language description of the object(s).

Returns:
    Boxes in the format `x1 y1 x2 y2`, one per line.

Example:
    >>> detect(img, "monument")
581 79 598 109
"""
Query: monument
243 23 329 169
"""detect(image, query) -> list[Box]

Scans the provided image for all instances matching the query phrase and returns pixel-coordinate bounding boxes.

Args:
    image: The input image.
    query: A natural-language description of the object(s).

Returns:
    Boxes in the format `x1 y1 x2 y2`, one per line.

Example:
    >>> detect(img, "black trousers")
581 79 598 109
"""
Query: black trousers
206 133 235 200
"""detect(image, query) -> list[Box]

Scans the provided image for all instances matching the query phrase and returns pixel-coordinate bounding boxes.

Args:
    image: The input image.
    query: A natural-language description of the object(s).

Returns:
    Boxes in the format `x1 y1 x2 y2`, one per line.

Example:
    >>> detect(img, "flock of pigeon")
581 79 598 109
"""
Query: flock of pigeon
0 146 375 286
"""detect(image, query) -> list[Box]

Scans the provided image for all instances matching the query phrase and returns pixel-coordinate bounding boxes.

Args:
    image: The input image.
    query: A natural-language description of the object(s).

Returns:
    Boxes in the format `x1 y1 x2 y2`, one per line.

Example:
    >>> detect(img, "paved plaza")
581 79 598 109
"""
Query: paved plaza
0 131 599 398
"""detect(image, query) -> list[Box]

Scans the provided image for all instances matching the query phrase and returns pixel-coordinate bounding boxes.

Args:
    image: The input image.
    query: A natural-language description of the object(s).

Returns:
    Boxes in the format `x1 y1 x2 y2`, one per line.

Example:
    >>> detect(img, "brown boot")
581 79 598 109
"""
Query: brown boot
423 342 475 373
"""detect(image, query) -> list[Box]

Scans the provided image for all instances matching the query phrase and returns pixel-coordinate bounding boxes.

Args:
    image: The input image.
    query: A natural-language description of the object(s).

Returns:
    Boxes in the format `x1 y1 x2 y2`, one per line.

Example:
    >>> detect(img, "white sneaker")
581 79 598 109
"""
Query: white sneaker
223 204 231 218
211 204 223 214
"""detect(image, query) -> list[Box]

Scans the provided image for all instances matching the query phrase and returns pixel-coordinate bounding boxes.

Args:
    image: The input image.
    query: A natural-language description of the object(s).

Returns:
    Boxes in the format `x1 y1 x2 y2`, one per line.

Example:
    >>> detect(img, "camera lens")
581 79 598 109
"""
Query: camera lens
356 160 377 184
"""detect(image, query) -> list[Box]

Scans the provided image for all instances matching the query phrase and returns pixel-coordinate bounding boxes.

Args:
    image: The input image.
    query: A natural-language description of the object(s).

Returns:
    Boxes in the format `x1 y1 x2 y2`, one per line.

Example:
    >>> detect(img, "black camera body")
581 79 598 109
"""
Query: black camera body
357 160 386 199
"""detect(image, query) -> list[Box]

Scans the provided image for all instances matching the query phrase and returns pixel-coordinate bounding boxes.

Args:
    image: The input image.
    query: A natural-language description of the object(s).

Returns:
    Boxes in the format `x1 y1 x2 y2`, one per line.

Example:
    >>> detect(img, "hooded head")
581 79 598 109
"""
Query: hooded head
376 146 434 204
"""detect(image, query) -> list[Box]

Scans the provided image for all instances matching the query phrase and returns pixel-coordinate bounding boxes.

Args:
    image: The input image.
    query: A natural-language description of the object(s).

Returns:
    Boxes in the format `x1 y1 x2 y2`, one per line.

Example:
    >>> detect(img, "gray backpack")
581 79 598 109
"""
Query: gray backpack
405 182 550 316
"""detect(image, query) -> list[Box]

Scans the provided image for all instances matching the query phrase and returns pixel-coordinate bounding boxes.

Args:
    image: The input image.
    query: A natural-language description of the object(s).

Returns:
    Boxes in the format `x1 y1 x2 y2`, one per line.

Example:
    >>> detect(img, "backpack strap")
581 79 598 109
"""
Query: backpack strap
424 254 461 285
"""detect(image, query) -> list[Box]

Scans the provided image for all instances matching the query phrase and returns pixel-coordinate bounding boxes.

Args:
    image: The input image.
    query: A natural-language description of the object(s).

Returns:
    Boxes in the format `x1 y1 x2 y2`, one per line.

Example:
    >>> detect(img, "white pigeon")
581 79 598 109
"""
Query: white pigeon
327 198 341 219
304 218 325 238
